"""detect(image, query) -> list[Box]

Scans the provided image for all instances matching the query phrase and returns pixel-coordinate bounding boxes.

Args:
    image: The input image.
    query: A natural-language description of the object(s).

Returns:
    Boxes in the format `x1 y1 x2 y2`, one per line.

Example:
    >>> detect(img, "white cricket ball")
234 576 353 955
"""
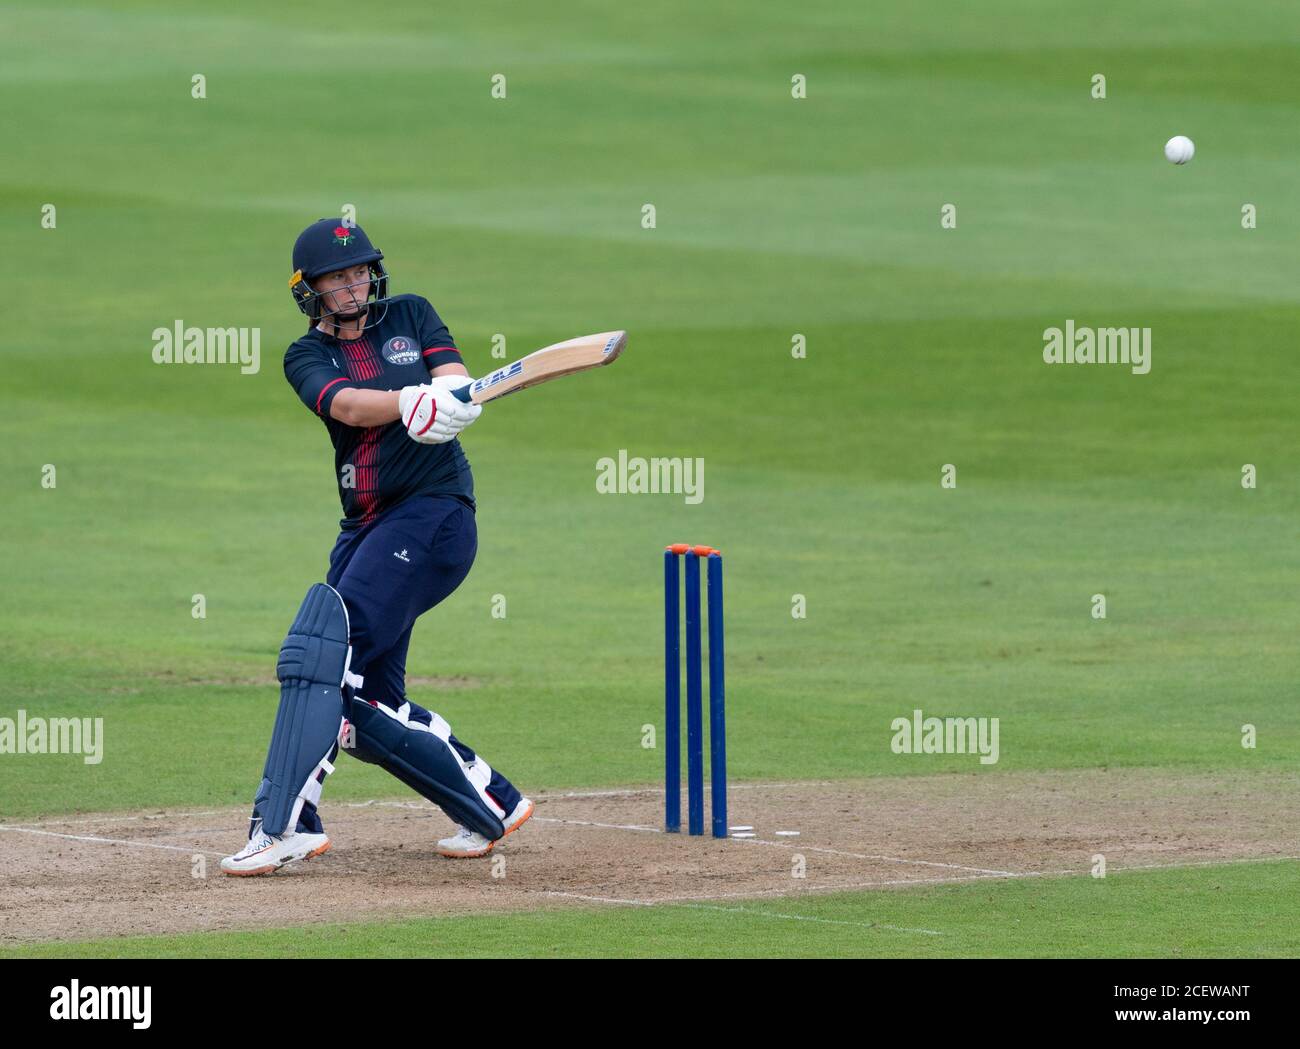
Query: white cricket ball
1164 135 1195 165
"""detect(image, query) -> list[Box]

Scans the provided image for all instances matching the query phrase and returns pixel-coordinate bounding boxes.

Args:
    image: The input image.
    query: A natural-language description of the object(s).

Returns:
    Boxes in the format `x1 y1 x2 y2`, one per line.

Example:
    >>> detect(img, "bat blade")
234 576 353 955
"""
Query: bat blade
451 330 626 405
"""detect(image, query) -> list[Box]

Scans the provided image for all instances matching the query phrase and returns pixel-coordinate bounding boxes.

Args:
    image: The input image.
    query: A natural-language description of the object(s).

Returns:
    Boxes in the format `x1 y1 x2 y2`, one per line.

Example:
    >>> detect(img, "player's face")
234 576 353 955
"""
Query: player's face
316 264 372 319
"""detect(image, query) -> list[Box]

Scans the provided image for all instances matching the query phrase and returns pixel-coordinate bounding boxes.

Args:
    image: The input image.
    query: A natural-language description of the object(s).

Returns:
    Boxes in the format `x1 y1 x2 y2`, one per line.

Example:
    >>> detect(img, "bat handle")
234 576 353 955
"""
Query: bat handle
450 383 473 404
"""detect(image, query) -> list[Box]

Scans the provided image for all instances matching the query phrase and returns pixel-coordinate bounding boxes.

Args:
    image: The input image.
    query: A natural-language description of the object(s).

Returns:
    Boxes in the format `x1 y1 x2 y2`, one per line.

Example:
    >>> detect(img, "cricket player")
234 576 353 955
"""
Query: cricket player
221 219 533 875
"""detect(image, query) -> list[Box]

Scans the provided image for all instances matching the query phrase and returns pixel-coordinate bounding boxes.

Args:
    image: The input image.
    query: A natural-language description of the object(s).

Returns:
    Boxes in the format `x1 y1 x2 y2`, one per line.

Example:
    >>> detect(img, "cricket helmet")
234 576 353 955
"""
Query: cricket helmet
289 218 391 330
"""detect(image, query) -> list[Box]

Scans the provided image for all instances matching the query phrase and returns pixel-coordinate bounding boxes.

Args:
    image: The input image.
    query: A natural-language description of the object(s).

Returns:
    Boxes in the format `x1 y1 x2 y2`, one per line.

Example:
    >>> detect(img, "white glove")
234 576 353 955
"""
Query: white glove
425 373 477 401
398 383 481 445
424 373 482 437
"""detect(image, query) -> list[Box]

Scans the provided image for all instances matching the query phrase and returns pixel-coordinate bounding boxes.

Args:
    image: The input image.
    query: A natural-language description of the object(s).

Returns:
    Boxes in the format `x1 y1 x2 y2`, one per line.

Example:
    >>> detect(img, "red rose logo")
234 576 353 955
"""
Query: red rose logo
333 225 353 245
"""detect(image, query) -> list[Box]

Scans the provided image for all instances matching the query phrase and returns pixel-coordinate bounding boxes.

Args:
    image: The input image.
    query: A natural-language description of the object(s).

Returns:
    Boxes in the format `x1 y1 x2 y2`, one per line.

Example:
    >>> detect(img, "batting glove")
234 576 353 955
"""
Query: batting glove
398 383 481 445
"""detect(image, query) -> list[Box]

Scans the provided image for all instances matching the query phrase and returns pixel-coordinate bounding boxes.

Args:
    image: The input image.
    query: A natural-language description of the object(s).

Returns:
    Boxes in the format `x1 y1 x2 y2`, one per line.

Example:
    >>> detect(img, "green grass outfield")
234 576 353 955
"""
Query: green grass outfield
1 0 1298 956
3 861 1295 960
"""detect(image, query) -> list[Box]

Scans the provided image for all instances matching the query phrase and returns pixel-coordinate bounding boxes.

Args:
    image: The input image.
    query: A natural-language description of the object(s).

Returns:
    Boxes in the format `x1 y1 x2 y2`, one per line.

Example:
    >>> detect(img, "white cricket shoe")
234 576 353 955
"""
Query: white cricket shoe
435 826 494 858
436 797 535 858
220 827 331 876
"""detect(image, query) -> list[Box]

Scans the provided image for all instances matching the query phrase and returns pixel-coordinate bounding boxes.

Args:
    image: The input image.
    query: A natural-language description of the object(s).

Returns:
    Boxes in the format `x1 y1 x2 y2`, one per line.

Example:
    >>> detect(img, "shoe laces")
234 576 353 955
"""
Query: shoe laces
246 830 277 854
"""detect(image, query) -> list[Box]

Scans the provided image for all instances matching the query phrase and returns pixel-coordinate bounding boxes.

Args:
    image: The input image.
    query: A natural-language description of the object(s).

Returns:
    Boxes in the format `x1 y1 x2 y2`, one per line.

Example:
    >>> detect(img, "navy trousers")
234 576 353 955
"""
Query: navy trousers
295 494 521 833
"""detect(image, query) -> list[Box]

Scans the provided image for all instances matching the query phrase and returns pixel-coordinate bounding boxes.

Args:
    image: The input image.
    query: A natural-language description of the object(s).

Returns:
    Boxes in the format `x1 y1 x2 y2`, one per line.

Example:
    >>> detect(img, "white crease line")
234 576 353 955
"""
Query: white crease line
533 789 662 800
530 782 837 800
0 825 225 857
0 791 669 826
544 875 1008 909
532 813 1016 876
533 816 662 833
0 795 466 830
544 891 655 907
543 872 1026 907
0 809 231 829
535 810 1013 875
0 800 428 829
725 835 1016 876
529 817 1008 879
662 873 1015 901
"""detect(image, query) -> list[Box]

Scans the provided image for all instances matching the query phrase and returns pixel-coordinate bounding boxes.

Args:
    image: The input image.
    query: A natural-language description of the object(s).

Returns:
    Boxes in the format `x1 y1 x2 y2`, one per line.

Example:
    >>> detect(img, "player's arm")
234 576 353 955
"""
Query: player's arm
331 384 480 447
329 388 400 427
286 340 475 434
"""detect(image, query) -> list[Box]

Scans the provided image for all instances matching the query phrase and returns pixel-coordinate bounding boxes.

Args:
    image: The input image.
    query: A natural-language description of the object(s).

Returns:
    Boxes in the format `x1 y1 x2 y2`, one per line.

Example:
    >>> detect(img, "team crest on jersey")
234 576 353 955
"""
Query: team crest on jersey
333 225 353 245
381 336 420 365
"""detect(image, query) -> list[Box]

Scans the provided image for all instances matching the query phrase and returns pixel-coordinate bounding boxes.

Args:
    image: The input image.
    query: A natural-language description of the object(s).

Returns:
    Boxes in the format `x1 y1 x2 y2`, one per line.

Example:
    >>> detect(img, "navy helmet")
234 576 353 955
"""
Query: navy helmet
289 218 392 331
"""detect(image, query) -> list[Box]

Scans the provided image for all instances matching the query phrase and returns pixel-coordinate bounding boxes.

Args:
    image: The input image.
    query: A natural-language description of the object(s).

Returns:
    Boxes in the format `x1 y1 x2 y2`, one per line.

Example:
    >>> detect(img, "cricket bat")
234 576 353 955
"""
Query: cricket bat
450 330 626 405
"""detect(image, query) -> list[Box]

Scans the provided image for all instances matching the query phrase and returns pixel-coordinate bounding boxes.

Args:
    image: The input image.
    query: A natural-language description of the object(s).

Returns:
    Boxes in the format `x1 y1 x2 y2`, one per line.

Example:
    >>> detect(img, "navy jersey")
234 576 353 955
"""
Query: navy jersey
284 294 475 530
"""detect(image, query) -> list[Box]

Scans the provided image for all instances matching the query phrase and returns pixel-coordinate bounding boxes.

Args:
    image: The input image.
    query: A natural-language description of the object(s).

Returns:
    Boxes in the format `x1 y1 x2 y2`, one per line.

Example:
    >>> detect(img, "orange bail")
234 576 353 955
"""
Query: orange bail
665 543 721 556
